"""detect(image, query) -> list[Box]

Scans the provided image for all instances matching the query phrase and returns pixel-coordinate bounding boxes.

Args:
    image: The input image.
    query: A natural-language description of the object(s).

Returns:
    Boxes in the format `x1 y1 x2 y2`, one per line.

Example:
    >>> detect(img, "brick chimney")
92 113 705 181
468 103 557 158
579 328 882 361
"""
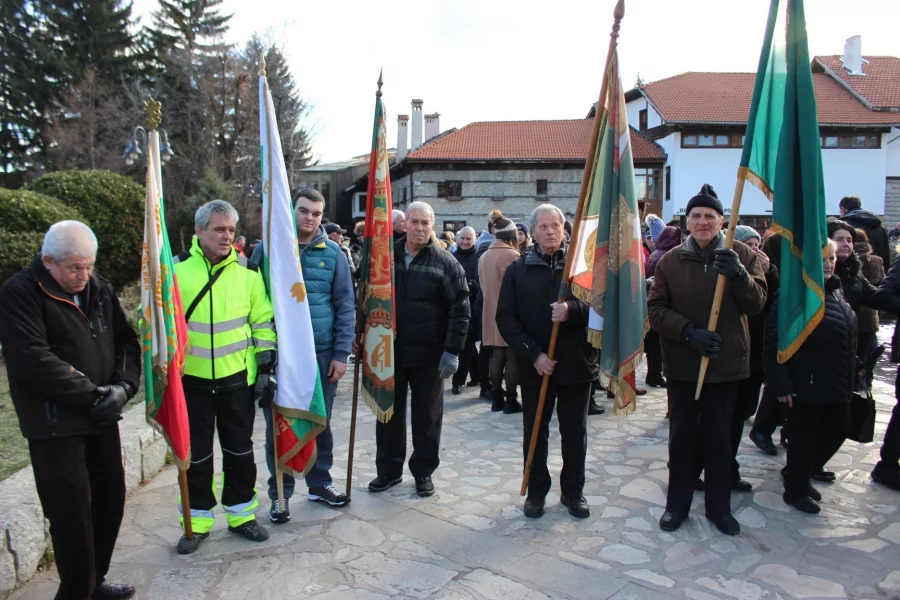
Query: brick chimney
424 113 440 142
397 114 409 161
411 99 424 150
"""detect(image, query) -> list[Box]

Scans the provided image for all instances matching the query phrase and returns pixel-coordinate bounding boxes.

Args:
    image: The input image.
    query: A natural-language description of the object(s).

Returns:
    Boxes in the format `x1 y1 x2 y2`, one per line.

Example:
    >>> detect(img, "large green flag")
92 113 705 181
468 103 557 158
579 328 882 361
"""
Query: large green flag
740 0 828 363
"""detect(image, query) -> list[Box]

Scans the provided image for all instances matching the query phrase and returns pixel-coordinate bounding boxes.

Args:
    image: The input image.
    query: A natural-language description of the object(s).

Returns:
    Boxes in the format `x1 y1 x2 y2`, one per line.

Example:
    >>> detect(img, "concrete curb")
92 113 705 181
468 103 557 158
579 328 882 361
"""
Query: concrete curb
0 403 168 599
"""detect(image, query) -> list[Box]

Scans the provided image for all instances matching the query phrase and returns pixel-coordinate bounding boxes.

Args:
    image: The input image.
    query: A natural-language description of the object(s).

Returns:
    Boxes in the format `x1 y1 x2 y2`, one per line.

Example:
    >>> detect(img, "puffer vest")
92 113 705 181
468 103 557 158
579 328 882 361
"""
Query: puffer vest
301 232 340 352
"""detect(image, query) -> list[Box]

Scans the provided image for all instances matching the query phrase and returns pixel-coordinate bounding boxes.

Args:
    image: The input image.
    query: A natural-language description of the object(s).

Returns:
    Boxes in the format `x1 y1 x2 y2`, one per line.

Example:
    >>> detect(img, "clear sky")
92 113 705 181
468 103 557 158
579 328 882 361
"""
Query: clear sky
134 0 900 164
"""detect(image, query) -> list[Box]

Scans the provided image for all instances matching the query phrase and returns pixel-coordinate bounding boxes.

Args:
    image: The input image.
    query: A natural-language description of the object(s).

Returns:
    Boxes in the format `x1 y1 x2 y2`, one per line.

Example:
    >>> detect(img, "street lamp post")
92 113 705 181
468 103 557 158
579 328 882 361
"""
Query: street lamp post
122 125 175 166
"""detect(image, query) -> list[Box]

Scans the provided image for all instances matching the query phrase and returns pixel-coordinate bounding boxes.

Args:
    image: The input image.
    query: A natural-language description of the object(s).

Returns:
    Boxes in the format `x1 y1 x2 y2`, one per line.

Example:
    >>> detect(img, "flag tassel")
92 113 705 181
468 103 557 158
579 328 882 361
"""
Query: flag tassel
694 175 745 400
520 0 624 497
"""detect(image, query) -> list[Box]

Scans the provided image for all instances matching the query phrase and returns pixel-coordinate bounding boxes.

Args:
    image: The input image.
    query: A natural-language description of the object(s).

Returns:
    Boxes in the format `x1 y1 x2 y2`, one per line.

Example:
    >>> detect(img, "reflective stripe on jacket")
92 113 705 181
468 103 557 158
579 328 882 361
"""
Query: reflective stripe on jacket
174 237 276 391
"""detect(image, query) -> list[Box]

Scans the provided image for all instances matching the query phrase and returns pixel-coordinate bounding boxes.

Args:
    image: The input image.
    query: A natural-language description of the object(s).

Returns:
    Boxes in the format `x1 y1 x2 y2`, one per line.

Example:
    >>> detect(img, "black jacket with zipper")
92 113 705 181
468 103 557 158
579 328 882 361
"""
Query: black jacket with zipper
764 277 857 404
496 245 599 386
394 237 470 367
0 257 141 439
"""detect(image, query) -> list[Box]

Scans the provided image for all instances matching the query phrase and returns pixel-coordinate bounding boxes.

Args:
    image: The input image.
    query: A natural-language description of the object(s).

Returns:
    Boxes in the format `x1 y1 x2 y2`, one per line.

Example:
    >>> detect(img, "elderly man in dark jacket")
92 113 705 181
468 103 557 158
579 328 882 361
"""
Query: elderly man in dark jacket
0 221 140 600
497 204 599 520
368 201 470 498
648 185 766 536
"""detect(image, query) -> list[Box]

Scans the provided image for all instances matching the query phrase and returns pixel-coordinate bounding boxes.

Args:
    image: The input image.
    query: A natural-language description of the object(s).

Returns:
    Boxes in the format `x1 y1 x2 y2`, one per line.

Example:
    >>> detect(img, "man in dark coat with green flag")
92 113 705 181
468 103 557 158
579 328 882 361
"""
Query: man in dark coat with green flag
648 185 766 536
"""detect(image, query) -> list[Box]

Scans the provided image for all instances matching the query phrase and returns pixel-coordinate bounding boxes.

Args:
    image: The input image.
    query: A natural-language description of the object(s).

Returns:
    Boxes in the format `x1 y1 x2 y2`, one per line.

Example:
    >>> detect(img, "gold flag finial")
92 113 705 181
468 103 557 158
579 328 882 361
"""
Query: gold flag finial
144 99 162 131
260 53 267 77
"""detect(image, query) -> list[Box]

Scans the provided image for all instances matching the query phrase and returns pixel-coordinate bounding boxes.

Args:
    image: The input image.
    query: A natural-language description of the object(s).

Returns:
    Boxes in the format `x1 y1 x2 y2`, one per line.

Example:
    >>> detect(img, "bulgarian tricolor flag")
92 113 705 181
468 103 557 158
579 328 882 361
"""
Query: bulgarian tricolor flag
259 64 327 477
140 121 191 468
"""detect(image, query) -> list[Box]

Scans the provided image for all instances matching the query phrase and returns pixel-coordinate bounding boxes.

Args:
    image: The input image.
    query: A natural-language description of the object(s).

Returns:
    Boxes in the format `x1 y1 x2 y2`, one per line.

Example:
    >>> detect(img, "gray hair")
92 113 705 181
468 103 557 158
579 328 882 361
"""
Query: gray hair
42 220 98 261
406 201 435 224
825 239 838 255
457 226 476 238
195 199 239 230
529 204 565 233
392 209 405 224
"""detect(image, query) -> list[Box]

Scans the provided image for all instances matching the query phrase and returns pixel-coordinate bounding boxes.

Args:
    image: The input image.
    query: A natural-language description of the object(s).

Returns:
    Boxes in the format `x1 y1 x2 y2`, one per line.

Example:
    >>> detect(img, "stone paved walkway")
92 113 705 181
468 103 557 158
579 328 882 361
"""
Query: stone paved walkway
11 343 900 600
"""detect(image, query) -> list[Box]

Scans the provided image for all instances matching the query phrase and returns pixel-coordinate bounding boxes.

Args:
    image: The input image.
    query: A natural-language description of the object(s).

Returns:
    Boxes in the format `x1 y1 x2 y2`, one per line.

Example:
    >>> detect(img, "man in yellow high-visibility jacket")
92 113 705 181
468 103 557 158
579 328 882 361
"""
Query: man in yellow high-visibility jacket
173 200 277 555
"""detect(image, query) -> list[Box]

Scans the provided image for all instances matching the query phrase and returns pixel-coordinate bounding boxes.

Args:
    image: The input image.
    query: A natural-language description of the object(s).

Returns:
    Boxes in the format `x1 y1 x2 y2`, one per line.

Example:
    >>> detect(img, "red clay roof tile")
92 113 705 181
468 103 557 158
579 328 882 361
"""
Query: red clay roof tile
814 56 900 109
405 120 666 163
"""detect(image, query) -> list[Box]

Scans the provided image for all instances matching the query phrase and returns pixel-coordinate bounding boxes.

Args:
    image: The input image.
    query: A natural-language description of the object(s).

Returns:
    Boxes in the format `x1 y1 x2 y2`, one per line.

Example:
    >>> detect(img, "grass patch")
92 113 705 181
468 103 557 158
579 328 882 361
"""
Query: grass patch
0 367 30 481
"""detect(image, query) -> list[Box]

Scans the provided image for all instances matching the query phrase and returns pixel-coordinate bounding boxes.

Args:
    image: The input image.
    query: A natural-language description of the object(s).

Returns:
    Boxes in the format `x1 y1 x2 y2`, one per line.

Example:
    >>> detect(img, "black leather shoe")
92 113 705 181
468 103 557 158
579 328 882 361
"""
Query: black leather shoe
749 429 778 456
806 484 822 502
732 479 752 492
811 469 835 482
491 397 505 412
415 476 435 497
92 583 136 600
783 492 821 514
368 475 402 493
708 514 740 536
479 389 494 401
588 400 606 415
503 399 523 414
451 386 462 395
466 379 480 387
659 511 684 532
560 494 591 518
523 496 545 518
872 461 900 491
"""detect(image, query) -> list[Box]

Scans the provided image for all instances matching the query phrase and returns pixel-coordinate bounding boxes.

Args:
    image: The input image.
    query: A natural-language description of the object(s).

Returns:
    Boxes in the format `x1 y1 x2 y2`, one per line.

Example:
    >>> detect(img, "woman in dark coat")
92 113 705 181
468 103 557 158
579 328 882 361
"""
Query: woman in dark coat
645 226 681 388
853 228 885 390
765 240 856 514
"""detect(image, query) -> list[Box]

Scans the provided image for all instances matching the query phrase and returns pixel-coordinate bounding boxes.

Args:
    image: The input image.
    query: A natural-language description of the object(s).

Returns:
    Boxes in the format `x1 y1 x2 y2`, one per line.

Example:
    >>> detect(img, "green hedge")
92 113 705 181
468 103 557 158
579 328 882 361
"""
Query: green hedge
32 170 144 290
0 188 87 284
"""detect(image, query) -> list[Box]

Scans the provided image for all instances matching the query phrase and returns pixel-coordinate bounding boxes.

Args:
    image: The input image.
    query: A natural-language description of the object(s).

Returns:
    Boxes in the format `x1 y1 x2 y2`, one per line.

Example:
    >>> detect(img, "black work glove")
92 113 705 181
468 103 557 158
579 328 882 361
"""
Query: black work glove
683 324 722 359
90 384 129 426
713 248 747 282
255 373 271 406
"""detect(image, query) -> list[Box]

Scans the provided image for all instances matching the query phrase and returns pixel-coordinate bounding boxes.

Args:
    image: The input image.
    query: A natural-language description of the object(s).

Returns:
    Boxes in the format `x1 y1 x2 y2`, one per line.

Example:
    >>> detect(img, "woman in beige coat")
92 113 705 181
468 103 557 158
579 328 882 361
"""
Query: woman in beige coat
478 217 522 413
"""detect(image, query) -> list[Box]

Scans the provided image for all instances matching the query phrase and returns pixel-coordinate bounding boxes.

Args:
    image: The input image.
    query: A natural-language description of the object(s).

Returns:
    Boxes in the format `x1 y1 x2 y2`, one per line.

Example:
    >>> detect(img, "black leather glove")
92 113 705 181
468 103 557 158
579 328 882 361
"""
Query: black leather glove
713 248 747 282
255 374 271 405
90 384 129 426
683 324 722 359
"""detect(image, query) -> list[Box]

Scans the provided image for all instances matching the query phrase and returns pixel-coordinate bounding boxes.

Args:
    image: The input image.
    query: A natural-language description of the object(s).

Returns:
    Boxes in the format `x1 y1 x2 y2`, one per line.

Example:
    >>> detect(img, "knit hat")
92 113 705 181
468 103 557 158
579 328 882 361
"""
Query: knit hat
493 216 518 241
515 222 529 236
734 225 760 244
645 214 666 242
685 184 724 216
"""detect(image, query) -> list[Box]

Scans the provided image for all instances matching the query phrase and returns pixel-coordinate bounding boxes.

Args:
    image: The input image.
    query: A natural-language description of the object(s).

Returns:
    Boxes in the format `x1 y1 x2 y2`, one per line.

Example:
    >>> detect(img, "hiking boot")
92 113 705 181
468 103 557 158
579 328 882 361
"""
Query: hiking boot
176 531 209 555
872 461 900 491
783 492 821 514
92 582 136 600
368 475 402 493
503 399 523 414
560 493 590 518
228 520 269 542
269 498 291 524
749 429 778 456
308 484 349 507
523 496 545 518
451 386 462 395
588 400 605 415
415 476 435 497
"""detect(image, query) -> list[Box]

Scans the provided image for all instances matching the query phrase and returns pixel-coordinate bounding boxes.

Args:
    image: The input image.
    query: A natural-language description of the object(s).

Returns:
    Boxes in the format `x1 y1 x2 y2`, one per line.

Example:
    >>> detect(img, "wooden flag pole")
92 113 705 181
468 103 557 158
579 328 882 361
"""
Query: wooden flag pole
520 0 624 497
694 176 745 400
178 468 193 539
345 285 367 499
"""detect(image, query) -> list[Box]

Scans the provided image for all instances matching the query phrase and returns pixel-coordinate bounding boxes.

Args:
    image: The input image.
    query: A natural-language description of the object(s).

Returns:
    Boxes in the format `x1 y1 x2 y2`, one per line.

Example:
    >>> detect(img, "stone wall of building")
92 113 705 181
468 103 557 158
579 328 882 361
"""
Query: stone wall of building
394 166 584 232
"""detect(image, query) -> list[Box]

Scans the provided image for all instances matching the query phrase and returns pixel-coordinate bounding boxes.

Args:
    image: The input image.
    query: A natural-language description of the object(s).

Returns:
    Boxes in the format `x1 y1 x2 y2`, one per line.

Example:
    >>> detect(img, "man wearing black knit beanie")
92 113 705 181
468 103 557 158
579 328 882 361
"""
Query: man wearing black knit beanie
647 184 767 536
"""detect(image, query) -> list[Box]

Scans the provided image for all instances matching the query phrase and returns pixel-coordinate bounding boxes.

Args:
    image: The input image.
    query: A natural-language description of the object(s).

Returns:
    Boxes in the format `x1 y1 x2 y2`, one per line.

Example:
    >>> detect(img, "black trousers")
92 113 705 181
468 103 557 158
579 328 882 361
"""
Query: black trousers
732 374 764 479
521 380 591 500
645 330 664 384
376 364 444 479
452 335 479 388
667 379 737 518
29 426 126 600
186 386 257 513
784 401 849 496
490 346 519 400
751 386 787 438
478 344 493 392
